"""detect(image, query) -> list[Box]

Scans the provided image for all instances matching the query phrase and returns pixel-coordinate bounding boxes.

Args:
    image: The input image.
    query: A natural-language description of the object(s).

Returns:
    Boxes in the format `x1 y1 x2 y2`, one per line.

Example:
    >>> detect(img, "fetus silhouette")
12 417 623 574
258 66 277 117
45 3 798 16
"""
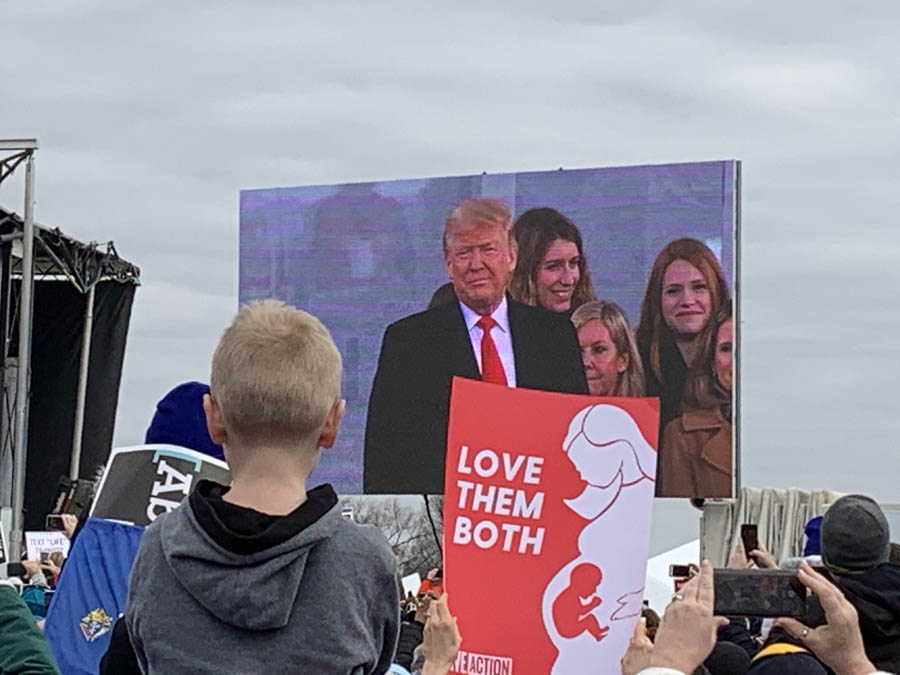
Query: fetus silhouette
541 404 657 673
551 563 609 641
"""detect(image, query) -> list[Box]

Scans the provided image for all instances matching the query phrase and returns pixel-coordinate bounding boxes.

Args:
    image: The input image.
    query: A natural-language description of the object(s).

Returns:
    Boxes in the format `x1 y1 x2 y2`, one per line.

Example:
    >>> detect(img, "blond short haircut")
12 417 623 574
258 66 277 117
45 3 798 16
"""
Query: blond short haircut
210 300 342 447
571 300 645 397
443 198 515 252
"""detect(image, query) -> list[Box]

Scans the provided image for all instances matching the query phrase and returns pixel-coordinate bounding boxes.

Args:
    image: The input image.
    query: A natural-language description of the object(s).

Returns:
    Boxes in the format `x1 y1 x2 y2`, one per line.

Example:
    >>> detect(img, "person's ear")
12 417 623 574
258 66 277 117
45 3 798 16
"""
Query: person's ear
202 394 228 445
616 353 629 374
318 399 346 449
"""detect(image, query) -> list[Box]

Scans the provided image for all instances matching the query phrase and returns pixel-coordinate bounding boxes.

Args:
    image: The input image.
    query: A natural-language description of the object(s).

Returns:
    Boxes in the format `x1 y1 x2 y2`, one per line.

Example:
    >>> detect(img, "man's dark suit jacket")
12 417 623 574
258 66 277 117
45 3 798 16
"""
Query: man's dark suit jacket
364 297 588 494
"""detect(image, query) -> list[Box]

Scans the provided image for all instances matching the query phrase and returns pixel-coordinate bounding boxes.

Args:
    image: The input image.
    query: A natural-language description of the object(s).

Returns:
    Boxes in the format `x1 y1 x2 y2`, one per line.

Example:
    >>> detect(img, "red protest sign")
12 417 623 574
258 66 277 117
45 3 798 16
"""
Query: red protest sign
444 377 659 675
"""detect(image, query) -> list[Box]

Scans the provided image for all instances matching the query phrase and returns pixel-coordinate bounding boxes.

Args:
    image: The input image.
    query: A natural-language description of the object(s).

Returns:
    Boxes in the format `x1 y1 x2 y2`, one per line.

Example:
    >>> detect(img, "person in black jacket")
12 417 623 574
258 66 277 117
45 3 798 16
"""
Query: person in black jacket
364 198 588 495
819 495 900 672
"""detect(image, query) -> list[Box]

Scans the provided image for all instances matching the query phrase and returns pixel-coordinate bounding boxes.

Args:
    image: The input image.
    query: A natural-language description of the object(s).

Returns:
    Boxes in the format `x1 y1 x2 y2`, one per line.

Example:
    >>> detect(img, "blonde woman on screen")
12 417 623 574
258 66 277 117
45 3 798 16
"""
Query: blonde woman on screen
509 208 596 314
658 301 733 498
570 300 644 397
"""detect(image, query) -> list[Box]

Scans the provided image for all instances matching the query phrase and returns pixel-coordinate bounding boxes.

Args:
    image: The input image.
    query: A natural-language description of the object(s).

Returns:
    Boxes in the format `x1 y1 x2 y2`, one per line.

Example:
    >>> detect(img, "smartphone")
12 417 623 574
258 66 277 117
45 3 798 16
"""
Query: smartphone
740 524 759 557
668 564 692 578
40 551 50 563
714 569 806 618
46 514 65 530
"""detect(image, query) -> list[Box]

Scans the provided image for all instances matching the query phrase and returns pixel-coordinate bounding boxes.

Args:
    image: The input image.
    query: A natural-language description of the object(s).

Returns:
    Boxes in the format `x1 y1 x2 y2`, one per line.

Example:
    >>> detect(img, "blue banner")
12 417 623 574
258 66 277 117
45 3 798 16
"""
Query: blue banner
43 518 144 675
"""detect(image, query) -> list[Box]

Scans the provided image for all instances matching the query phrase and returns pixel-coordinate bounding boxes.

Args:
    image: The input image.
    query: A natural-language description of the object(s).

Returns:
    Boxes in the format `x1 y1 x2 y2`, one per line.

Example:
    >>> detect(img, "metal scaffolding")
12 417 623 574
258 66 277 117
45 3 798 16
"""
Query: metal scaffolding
0 139 37 563
0 139 140 562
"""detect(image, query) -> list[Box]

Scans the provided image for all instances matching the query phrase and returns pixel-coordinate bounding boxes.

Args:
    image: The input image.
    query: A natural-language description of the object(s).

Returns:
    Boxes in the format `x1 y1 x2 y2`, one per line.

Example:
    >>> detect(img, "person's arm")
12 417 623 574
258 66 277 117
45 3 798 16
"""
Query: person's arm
60 514 79 540
394 620 425 671
99 616 141 675
420 595 460 675
747 544 778 570
774 561 879 675
0 585 60 674
395 593 433 670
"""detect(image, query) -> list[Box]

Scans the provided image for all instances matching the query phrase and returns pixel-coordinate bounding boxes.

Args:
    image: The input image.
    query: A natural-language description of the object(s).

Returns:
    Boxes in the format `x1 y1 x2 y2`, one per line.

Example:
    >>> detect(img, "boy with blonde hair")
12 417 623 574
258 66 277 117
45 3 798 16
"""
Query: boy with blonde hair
124 301 399 674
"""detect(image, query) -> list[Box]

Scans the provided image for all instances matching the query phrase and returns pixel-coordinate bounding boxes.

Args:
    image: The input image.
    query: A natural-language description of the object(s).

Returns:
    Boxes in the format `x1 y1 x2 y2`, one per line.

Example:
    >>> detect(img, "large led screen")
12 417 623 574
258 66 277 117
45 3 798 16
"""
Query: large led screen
239 160 739 496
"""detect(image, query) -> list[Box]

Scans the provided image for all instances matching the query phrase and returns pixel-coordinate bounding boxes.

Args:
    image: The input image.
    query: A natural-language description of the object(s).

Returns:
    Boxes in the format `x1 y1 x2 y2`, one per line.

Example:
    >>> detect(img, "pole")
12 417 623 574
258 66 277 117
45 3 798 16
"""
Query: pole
70 284 95 480
10 155 35 562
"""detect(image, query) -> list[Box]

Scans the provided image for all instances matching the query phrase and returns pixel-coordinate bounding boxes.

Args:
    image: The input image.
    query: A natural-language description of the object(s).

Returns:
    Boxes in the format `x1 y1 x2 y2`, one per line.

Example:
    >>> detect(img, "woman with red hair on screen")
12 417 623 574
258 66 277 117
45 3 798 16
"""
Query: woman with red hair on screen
636 238 730 433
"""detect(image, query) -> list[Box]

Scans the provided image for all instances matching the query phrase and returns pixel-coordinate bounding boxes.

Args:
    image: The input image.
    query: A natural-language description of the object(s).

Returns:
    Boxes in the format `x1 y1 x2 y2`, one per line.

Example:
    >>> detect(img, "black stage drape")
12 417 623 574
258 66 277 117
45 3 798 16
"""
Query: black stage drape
22 280 135 529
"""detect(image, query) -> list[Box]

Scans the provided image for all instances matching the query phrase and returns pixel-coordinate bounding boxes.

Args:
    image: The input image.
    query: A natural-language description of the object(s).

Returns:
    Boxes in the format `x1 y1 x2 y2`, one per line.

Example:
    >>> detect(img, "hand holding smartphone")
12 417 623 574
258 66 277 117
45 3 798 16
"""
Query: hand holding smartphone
740 524 758 559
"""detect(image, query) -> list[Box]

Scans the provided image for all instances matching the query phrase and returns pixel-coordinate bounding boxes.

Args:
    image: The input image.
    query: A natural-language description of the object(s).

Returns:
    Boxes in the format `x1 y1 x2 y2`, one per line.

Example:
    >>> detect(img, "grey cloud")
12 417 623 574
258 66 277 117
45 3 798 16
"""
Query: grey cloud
1 1 898 537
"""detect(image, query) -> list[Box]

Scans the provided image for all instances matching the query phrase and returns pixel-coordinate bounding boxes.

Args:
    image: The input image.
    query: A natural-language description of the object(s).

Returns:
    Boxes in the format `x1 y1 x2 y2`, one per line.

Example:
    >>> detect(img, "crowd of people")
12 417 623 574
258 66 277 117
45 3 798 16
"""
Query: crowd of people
364 198 734 498
621 493 900 675
0 196 896 674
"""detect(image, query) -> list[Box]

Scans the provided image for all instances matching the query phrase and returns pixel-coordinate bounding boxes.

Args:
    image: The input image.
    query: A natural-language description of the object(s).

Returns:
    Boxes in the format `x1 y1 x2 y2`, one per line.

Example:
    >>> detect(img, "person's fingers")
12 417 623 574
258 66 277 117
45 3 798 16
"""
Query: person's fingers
697 559 715 608
632 617 646 640
797 562 844 615
677 573 700 604
636 624 653 647
773 617 810 641
432 594 451 623
715 616 729 629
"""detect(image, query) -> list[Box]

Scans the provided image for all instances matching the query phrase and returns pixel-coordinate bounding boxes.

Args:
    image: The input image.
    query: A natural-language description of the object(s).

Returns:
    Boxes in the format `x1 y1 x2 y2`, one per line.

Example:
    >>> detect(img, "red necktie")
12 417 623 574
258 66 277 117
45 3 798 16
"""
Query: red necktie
476 316 508 386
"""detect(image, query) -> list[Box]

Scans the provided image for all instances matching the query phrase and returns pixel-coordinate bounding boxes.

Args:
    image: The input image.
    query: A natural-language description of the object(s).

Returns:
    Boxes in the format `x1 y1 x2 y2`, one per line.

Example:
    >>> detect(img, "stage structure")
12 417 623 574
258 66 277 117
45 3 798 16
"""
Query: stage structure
0 139 140 561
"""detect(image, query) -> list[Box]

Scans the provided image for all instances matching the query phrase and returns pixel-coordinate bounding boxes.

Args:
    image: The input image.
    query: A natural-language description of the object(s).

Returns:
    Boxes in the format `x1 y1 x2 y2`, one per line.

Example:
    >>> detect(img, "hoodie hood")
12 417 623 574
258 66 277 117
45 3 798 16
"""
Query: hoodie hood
159 496 343 631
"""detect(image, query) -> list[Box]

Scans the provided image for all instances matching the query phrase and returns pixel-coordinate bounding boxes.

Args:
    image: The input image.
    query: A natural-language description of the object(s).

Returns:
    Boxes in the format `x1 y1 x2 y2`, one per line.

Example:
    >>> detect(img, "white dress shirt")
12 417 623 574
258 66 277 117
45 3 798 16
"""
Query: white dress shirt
458 297 517 388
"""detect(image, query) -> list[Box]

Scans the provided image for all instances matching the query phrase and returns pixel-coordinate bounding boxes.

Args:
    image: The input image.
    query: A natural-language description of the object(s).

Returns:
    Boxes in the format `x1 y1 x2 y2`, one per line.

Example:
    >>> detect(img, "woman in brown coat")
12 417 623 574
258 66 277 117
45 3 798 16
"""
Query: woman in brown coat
657 301 733 498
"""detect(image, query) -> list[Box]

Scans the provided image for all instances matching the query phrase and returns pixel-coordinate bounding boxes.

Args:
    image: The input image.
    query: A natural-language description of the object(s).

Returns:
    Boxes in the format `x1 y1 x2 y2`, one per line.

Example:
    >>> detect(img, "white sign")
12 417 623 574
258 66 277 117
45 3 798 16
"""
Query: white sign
90 445 230 526
401 572 421 598
25 530 71 562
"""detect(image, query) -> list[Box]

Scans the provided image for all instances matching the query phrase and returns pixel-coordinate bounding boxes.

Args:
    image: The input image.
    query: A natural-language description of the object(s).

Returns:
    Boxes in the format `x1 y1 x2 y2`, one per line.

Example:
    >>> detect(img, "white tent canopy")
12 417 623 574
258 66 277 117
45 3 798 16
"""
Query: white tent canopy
644 538 699 613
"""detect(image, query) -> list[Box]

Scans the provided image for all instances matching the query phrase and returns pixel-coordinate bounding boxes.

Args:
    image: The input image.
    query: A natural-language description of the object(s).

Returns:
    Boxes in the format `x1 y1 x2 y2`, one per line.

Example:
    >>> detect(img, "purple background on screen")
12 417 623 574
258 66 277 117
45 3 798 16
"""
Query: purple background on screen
239 160 737 494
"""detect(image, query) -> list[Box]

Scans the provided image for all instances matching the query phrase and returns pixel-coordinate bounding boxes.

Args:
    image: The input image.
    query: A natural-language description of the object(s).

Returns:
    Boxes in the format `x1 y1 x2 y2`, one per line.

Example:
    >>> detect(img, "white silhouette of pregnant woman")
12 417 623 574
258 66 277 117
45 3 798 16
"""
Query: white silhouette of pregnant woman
542 404 656 674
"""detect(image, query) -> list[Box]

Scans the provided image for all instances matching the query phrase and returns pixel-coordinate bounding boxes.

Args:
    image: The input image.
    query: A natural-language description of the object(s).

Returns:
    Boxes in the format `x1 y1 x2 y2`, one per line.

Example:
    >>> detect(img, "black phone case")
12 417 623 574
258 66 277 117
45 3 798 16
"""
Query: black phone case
714 569 806 618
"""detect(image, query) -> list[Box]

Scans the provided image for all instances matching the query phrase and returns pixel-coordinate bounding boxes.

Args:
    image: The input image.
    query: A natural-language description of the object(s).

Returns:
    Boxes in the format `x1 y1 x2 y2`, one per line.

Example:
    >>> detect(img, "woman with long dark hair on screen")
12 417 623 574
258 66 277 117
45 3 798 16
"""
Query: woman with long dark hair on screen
636 238 730 430
509 208 596 314
570 300 644 397
657 301 733 498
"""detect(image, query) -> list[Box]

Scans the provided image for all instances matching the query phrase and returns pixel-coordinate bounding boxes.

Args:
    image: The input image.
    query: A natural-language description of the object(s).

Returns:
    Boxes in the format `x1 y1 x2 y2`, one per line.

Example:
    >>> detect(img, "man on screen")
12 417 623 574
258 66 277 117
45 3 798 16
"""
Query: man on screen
364 198 588 494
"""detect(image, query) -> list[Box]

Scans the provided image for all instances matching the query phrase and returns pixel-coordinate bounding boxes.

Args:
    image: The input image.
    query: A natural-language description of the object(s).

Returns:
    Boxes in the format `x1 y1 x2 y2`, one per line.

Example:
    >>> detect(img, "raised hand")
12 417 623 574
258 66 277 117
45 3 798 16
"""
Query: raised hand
774 561 876 675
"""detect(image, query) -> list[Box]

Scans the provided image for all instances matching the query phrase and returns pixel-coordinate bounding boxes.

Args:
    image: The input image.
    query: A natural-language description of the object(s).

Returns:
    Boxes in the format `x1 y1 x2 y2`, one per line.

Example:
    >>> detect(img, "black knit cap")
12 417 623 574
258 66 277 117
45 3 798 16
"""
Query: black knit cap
822 494 890 572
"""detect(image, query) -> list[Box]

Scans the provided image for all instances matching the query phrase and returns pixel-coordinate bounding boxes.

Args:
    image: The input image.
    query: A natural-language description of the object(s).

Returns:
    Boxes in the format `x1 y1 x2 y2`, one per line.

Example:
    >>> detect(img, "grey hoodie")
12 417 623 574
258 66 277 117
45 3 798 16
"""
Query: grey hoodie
125 497 399 674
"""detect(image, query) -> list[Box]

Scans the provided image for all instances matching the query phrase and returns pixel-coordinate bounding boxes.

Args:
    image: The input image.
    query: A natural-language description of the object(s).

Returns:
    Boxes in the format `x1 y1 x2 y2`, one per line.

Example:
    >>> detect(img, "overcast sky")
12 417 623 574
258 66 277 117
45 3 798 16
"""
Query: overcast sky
2 1 898 549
